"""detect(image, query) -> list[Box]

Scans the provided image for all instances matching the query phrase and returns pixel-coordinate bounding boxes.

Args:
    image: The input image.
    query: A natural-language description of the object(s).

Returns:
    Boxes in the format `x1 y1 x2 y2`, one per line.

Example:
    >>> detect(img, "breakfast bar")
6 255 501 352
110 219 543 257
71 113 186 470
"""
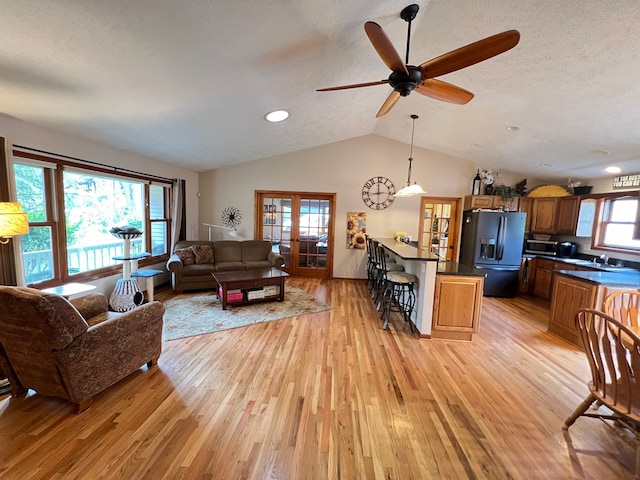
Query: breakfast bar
375 238 485 339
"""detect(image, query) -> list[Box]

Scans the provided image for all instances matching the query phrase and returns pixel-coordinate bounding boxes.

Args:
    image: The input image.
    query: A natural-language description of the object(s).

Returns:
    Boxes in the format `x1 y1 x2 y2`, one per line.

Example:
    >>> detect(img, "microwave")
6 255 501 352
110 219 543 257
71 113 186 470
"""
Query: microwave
524 240 578 257
524 239 559 256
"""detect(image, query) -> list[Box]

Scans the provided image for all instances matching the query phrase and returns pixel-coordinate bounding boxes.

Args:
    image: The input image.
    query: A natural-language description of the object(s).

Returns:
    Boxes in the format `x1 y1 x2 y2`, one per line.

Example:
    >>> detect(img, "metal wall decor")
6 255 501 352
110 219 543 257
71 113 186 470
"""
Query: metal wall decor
221 206 242 229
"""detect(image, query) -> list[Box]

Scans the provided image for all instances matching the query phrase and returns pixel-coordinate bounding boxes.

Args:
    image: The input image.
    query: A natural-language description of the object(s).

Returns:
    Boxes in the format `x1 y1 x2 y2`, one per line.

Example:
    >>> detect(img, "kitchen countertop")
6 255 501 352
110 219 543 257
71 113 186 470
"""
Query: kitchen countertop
524 254 640 286
555 269 640 287
374 238 440 261
436 261 484 276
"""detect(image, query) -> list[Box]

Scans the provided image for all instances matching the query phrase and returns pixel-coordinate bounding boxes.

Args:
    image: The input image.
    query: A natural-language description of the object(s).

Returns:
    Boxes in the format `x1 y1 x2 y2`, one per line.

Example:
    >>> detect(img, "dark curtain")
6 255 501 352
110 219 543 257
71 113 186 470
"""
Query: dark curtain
0 137 18 286
170 179 186 249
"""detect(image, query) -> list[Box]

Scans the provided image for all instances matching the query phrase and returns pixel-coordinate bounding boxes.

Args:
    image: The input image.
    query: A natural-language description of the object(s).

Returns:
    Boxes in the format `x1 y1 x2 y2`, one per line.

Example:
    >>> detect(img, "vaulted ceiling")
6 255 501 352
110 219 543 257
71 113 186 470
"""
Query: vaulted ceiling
1 0 639 182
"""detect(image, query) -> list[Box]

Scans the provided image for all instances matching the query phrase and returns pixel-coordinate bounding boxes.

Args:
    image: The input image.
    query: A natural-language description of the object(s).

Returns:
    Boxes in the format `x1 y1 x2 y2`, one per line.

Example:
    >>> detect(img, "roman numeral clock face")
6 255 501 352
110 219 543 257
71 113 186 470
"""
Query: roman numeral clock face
362 176 396 210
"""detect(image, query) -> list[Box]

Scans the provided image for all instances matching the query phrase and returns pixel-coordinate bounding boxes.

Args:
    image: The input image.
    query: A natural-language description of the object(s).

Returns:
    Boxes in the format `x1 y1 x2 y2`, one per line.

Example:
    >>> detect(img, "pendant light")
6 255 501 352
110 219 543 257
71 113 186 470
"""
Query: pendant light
395 114 426 197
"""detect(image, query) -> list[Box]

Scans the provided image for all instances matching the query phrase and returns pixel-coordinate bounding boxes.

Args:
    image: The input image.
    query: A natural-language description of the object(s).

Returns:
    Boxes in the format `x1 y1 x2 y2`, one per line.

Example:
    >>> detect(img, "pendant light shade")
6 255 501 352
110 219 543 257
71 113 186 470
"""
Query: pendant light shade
395 114 426 197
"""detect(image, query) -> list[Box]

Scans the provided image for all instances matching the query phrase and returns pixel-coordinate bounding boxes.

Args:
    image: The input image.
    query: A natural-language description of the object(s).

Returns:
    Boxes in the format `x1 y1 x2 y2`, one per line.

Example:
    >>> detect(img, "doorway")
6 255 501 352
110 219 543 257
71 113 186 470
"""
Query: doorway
418 197 462 261
255 191 335 278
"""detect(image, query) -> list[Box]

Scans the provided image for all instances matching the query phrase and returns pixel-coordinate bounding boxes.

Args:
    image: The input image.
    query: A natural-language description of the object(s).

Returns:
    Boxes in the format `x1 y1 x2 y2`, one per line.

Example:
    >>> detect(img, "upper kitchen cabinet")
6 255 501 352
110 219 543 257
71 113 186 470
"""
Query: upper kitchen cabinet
528 196 581 235
530 198 559 234
575 197 597 237
519 197 533 232
555 196 580 234
463 195 519 211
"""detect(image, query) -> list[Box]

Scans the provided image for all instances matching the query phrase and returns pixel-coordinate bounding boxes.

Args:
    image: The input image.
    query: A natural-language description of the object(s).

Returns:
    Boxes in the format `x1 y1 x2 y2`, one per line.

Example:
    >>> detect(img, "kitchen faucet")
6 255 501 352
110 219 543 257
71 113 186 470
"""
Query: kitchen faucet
599 253 609 265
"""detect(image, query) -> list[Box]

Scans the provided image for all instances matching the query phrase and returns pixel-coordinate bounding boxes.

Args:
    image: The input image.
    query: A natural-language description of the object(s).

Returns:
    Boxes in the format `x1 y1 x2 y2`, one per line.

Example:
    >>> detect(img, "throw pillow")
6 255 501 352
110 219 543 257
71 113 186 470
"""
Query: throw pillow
191 244 214 264
174 248 196 265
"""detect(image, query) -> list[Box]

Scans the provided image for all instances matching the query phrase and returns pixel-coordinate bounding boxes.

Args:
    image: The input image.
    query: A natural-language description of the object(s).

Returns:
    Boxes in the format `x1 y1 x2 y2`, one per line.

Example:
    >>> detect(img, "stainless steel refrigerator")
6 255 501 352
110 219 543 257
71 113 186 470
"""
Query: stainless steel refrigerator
459 210 526 297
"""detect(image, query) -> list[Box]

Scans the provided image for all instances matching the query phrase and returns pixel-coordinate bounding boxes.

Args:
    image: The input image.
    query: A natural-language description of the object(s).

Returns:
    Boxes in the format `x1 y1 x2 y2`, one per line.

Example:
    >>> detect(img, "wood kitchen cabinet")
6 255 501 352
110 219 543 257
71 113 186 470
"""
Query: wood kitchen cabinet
532 259 582 299
549 273 624 346
463 195 519 211
532 258 554 299
519 196 533 232
530 198 558 234
555 196 580 234
529 196 581 234
432 274 484 341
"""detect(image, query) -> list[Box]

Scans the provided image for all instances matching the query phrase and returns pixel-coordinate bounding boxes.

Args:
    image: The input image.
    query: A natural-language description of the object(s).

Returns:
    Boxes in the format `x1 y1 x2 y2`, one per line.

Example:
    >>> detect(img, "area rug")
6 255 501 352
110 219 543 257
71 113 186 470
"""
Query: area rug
162 285 331 341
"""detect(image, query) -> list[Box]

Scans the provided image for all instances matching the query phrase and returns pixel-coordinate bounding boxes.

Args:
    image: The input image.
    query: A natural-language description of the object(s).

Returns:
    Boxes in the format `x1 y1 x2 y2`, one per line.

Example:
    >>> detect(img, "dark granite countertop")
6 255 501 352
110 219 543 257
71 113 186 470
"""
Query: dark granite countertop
436 261 484 276
374 238 440 261
555 269 640 287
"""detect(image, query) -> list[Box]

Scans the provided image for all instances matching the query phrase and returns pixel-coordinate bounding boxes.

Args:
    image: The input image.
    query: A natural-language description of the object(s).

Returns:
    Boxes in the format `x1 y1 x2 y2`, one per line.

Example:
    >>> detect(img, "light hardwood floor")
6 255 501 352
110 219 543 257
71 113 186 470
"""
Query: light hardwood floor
0 278 634 479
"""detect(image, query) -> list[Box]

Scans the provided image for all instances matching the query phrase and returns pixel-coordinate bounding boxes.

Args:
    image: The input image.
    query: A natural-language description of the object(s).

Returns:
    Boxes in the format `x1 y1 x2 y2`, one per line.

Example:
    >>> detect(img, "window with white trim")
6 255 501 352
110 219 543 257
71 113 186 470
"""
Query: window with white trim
594 194 640 252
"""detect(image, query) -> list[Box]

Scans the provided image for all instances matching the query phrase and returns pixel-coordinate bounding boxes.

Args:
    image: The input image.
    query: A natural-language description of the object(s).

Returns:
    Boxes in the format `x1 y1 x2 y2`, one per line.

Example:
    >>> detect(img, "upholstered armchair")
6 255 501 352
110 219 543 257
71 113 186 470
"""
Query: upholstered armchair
0 286 164 413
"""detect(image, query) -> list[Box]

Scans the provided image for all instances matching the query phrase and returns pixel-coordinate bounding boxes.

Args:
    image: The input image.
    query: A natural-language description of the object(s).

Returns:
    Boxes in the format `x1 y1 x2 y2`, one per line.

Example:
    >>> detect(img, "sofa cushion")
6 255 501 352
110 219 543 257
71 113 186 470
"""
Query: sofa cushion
182 264 216 277
243 260 274 269
242 240 273 262
191 244 214 264
213 241 242 263
174 248 196 265
214 262 248 272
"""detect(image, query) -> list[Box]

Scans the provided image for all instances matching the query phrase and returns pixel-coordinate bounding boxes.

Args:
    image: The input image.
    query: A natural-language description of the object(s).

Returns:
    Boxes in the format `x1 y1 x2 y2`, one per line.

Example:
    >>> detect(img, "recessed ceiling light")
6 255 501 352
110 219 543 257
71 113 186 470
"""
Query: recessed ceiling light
539 162 552 168
505 125 520 132
605 166 621 174
591 149 609 155
264 110 289 122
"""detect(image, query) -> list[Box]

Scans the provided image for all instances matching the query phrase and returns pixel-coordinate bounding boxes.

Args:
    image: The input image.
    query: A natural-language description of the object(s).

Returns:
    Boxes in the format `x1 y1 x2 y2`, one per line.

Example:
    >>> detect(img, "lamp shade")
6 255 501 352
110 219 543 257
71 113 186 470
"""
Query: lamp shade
395 183 427 197
0 202 29 241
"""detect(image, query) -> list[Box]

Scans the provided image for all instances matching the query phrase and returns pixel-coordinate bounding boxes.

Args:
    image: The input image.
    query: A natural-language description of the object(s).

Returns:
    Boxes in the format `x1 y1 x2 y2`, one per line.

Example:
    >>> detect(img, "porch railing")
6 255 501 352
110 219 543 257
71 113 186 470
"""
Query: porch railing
24 239 144 285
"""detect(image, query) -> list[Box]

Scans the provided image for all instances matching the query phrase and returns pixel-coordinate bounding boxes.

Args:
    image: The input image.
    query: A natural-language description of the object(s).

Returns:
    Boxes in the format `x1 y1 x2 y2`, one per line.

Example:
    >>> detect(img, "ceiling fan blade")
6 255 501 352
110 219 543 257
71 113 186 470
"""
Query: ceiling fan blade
419 30 520 79
364 21 409 75
316 80 389 92
376 91 400 117
415 79 474 105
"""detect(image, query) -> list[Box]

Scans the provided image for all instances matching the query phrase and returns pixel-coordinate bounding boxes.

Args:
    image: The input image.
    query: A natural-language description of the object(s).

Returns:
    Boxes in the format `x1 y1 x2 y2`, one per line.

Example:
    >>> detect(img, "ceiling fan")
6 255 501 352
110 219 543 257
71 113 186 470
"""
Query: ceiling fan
317 4 520 117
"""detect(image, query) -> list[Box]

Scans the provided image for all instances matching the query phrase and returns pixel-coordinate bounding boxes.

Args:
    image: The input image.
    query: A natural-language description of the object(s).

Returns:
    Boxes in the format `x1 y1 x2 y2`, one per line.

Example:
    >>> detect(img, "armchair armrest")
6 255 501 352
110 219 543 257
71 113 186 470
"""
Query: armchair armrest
70 293 108 320
55 301 165 404
166 254 184 274
268 251 285 268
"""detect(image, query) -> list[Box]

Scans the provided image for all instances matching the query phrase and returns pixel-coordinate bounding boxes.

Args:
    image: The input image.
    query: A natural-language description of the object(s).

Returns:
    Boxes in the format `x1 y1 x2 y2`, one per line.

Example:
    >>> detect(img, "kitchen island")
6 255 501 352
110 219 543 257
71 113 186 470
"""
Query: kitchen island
549 269 640 346
375 238 484 339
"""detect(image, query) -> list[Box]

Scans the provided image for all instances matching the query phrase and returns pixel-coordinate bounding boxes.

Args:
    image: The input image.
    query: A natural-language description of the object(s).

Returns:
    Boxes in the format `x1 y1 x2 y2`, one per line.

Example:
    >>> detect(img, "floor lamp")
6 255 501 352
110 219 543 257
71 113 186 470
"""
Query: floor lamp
203 223 238 241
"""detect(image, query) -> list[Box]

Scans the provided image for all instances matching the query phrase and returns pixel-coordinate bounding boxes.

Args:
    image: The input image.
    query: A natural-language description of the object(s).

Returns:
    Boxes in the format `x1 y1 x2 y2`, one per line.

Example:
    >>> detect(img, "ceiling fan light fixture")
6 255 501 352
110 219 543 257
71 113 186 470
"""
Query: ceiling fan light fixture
264 110 290 122
396 114 425 198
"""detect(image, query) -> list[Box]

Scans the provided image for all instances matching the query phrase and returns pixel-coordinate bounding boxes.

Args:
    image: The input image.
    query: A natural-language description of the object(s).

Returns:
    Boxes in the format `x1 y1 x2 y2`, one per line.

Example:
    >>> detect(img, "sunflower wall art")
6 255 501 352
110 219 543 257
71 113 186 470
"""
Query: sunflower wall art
347 212 366 249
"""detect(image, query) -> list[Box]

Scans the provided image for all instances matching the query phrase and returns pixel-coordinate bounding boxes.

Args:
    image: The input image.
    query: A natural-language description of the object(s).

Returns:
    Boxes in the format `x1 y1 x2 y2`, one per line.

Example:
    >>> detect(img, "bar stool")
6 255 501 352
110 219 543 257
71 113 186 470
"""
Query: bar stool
365 235 377 294
377 244 417 332
372 242 404 309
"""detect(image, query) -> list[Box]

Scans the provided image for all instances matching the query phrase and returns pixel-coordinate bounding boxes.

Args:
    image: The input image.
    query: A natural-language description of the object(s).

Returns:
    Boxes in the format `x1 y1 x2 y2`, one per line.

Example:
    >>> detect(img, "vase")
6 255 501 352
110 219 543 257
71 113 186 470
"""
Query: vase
485 184 494 195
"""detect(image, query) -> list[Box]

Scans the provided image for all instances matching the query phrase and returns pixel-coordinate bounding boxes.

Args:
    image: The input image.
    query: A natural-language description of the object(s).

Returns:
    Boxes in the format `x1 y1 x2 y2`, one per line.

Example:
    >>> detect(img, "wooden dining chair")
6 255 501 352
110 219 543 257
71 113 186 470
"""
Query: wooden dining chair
605 290 640 329
564 308 640 479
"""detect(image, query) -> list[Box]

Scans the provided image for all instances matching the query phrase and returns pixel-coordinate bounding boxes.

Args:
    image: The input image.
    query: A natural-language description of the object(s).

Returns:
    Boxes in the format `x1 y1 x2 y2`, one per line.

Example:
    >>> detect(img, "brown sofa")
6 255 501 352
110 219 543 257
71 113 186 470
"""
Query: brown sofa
0 286 164 413
166 240 285 292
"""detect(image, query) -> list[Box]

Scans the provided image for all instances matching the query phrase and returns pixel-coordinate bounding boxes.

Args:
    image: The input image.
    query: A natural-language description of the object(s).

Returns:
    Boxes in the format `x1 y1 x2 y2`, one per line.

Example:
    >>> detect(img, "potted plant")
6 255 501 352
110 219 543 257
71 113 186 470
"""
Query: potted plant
492 184 520 200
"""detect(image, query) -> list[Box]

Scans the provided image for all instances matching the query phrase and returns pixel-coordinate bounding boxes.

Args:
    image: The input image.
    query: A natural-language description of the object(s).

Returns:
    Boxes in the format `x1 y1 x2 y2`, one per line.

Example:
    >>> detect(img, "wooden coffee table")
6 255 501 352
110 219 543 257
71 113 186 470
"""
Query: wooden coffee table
211 268 289 310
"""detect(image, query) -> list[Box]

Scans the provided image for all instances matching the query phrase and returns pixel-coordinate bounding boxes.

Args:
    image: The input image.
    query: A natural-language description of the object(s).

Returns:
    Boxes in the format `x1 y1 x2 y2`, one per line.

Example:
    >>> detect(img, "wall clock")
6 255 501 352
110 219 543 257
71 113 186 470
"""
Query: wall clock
221 206 242 229
362 176 395 210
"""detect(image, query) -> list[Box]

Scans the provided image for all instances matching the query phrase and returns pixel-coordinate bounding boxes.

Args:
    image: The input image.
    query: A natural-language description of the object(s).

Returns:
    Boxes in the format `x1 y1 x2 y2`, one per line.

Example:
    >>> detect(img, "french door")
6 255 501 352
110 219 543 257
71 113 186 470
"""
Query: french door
255 191 335 278
418 197 462 261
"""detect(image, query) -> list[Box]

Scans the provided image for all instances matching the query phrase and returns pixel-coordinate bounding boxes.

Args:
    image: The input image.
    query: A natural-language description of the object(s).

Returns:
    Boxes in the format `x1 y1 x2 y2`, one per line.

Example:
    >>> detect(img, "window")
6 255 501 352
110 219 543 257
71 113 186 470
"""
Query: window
594 194 640 252
13 153 172 286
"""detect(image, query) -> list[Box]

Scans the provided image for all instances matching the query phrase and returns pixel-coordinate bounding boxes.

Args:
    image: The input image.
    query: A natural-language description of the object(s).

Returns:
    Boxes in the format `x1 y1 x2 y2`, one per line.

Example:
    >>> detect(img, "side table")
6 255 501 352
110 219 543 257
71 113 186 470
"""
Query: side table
42 282 96 299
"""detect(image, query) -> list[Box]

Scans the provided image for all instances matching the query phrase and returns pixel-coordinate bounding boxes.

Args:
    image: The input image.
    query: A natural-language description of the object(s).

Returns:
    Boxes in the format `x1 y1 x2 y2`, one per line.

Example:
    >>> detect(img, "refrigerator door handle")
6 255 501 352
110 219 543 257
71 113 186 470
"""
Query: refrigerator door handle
496 215 506 261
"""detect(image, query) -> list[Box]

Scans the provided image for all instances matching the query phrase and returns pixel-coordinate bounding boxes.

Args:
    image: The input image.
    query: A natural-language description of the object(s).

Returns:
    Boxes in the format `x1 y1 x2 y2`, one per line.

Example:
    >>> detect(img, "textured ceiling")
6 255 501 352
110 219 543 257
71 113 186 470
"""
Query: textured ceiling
1 0 639 181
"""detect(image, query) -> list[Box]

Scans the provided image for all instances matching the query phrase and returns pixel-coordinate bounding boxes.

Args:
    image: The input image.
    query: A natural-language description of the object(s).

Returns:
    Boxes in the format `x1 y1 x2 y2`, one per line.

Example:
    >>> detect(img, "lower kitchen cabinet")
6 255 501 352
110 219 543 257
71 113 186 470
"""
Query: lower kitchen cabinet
549 273 624 347
532 258 554 299
432 274 483 341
